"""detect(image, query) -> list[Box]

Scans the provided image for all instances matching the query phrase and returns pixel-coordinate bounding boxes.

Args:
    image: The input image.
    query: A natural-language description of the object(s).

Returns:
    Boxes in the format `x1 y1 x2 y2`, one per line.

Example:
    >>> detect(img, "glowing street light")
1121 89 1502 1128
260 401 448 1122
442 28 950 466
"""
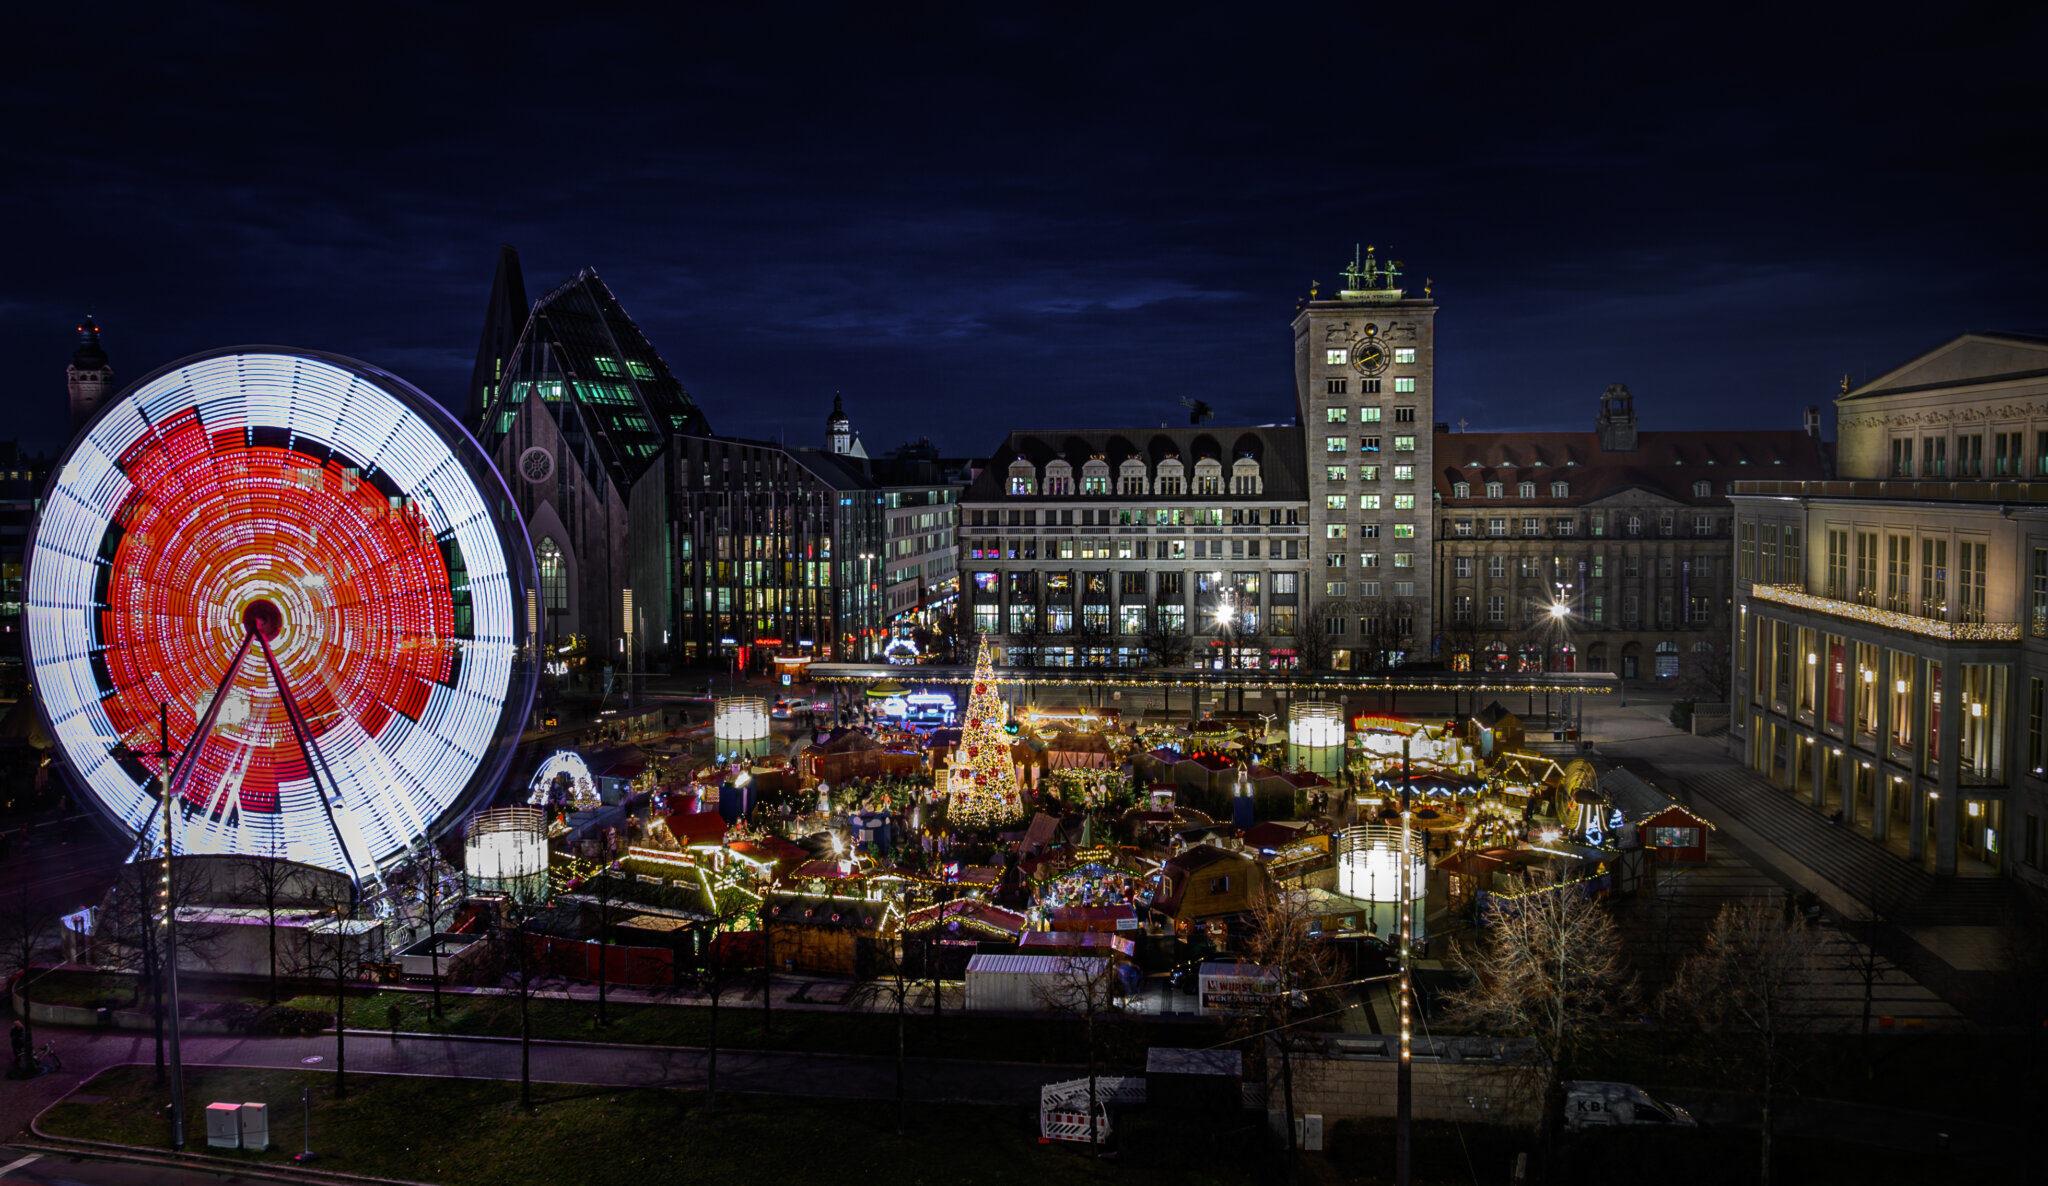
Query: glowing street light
1548 600 1570 620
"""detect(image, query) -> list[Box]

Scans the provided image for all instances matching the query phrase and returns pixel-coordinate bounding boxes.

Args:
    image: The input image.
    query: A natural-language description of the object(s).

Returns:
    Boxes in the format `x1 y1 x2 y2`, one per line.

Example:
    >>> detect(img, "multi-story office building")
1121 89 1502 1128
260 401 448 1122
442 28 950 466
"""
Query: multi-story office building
957 426 1309 668
1292 250 1437 666
1730 332 2048 883
1436 386 1828 677
869 437 967 628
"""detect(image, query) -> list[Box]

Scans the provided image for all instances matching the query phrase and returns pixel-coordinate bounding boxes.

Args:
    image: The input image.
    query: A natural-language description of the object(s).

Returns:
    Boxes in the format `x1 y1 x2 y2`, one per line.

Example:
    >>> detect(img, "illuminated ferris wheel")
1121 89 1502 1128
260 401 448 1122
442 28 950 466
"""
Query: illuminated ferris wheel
26 348 537 884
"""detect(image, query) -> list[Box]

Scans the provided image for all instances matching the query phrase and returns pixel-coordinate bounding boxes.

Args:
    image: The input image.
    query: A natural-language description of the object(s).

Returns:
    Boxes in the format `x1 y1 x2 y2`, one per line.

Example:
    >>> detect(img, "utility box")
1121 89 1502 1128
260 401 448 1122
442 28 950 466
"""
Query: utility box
205 1102 242 1149
238 1101 269 1150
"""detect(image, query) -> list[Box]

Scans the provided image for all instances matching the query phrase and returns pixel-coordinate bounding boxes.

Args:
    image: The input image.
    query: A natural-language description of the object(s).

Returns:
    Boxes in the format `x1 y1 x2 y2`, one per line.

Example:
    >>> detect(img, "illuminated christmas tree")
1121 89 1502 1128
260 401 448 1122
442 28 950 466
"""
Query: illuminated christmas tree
950 637 1021 827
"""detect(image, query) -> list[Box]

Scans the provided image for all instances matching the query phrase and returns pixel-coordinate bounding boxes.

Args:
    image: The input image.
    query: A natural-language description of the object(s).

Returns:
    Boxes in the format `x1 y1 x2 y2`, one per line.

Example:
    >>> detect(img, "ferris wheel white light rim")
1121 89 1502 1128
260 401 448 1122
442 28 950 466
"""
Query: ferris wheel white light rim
26 348 531 880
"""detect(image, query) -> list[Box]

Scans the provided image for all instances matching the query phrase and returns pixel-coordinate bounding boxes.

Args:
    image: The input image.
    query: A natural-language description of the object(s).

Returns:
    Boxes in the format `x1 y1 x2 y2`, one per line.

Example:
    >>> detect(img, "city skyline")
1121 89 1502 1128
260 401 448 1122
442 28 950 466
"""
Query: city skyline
5 8 2041 460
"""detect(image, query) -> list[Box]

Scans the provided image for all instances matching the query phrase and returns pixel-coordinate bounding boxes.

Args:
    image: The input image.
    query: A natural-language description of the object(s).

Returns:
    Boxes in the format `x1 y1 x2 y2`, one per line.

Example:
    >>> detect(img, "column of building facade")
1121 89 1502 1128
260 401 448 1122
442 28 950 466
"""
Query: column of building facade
1935 661 1963 874
1872 644 1891 841
1908 660 1929 862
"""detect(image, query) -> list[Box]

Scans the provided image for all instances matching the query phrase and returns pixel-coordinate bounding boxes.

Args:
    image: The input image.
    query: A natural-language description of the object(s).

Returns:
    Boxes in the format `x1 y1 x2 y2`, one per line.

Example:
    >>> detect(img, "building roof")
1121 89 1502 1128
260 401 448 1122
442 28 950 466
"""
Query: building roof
70 317 109 371
1436 429 1828 507
1240 821 1310 852
1840 332 2048 401
665 810 728 847
1019 931 1136 958
903 898 1028 937
962 425 1309 502
1599 768 1714 828
764 893 892 931
965 953 1107 975
480 268 712 487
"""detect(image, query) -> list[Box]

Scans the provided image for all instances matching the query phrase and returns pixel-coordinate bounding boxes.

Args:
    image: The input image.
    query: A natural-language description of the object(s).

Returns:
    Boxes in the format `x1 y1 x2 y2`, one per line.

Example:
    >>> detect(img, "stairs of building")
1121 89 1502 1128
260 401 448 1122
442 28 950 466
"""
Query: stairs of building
1620 760 2008 926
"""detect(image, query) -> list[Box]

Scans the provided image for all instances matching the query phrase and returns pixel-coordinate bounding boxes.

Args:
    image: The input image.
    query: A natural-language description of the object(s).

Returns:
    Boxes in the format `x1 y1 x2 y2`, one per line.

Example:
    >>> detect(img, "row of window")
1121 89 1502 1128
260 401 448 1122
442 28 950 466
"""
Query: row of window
1327 493 1420 511
1324 405 1417 423
1889 431 2048 478
1006 455 1261 497
968 537 1305 561
1449 478 1721 501
1327 523 1416 539
1448 512 1718 538
970 570 1300 598
1325 347 1418 366
968 506 1302 527
1451 592 1715 626
1748 522 1994 625
1324 552 1416 569
972 604 1307 638
1325 435 1419 454
1450 554 1715 580
1326 464 1416 481
1323 581 1417 599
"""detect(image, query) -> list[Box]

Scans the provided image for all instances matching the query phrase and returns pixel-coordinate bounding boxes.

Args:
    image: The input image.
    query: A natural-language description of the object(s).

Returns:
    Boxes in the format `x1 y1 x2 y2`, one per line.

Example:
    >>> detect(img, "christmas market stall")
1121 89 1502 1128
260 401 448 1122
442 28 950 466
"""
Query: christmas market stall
1600 767 1715 864
901 898 1029 978
763 892 900 977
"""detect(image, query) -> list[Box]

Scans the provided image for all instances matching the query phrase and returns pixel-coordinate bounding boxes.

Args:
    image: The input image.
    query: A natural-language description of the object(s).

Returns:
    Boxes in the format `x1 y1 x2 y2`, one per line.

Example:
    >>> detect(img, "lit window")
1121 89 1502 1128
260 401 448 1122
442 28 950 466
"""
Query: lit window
1360 407 1382 423
1393 466 1414 480
1393 552 1414 568
1453 481 1470 499
1395 347 1416 364
1485 482 1503 499
1361 466 1379 481
1327 524 1347 539
1393 524 1415 539
1326 494 1347 510
1326 465 1347 482
1327 553 1346 568
1393 494 1414 509
1394 377 1416 393
1361 552 1380 568
1361 495 1381 510
1326 408 1348 423
1326 436 1347 453
1326 348 1348 365
1393 435 1416 452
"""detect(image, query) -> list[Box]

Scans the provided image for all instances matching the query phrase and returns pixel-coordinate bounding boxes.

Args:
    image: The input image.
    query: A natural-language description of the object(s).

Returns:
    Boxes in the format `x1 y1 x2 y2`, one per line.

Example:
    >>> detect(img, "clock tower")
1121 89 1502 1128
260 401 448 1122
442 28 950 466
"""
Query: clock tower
67 315 113 436
1291 248 1438 668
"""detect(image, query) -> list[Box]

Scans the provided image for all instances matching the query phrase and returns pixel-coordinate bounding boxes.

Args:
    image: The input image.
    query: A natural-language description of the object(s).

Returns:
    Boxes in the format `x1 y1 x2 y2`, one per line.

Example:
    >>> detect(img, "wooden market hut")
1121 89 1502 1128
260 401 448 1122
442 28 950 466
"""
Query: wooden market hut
1043 729 1116 769
1468 702 1525 759
1600 768 1715 863
763 892 898 977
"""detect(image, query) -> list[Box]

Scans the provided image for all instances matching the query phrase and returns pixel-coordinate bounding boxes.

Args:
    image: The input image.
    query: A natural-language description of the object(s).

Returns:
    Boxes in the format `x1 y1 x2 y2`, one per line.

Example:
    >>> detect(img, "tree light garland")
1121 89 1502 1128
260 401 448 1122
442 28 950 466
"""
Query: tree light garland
948 638 1022 827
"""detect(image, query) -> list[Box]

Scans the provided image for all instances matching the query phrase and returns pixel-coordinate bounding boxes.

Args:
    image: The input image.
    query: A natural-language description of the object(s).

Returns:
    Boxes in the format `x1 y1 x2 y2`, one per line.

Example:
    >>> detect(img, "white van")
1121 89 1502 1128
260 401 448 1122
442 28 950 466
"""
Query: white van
1561 1081 1698 1130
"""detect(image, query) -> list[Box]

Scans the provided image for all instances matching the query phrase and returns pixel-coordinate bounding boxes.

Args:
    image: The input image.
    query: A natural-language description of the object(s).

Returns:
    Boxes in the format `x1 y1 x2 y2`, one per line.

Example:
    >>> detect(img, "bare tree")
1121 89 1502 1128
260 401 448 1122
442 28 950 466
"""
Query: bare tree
1140 606 1193 669
483 901 572 1110
1662 897 1822 1186
408 839 454 1020
282 890 383 1100
234 839 294 1005
565 859 632 1028
1033 954 1124 1148
850 932 917 1135
1240 891 1341 1185
1843 877 1900 1078
697 891 759 1115
0 877 61 1071
1443 874 1638 1136
1292 598 1348 673
99 857 234 1084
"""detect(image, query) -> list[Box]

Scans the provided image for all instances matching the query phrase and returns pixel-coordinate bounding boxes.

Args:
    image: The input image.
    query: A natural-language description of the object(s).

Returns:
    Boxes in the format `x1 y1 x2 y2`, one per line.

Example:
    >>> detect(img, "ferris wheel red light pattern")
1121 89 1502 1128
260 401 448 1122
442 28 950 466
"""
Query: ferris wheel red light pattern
27 349 534 881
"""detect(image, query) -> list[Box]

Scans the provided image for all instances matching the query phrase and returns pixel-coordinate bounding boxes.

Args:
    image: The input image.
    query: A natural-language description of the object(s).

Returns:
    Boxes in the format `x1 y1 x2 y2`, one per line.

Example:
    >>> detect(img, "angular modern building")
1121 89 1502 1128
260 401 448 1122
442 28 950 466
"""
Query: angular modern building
1730 332 2048 885
469 253 891 674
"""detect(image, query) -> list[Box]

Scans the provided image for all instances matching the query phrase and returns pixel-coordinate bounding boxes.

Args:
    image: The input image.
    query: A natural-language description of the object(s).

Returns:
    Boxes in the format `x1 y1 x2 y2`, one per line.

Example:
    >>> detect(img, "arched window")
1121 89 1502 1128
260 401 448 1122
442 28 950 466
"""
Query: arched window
1118 458 1149 495
537 536 568 613
1080 458 1111 494
1007 459 1037 495
1192 458 1224 495
1155 458 1185 496
1452 481 1471 499
1231 457 1263 495
1517 481 1536 499
1044 460 1074 496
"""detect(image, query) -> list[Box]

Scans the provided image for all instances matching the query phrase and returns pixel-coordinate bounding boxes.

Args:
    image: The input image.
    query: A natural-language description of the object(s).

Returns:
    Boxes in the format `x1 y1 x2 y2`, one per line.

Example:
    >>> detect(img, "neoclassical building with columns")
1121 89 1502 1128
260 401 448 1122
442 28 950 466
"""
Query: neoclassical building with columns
1730 331 2048 886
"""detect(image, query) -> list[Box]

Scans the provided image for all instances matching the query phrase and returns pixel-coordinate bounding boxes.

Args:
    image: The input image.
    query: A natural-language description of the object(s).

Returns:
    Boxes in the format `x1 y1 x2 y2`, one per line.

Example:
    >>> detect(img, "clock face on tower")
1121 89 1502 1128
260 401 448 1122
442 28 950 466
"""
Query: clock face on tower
1351 336 1389 376
519 446 555 485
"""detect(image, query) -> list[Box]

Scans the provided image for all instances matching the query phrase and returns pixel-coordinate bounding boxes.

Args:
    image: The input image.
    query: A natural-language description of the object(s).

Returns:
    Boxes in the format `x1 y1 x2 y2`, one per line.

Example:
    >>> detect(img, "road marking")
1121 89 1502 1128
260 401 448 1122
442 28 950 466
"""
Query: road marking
0 1154 42 1178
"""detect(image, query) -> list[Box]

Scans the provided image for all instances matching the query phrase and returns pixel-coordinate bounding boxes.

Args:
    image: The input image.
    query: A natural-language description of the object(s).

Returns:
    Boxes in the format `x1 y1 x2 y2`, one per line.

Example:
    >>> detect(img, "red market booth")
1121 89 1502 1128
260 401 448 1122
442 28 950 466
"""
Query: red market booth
1600 768 1714 864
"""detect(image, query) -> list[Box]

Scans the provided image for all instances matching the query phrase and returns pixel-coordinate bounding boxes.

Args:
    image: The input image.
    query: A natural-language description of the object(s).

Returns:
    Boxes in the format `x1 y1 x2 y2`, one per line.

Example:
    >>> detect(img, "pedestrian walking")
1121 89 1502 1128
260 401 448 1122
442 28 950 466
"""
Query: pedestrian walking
9 1020 25 1069
387 1002 403 1040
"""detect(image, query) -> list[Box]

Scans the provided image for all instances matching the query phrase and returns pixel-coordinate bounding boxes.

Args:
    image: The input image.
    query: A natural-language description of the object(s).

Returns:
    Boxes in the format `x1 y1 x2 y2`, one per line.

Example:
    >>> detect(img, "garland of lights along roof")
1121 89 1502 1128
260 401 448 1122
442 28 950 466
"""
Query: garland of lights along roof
26 349 534 884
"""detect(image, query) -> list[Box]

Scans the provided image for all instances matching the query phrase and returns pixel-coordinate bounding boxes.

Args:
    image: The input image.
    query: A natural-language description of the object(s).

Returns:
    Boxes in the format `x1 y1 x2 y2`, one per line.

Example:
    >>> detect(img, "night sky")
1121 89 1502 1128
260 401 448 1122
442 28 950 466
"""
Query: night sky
5 5 2042 460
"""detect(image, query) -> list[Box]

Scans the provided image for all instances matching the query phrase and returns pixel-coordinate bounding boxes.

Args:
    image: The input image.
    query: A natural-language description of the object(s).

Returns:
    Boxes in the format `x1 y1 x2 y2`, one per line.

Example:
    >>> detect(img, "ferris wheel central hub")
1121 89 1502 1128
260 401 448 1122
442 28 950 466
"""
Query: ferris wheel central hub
241 598 284 641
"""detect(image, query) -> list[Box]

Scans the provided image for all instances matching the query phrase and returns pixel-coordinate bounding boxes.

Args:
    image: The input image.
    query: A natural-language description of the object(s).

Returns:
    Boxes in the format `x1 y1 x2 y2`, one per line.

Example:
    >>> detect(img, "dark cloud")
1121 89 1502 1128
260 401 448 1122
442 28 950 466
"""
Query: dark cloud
2 3 2040 457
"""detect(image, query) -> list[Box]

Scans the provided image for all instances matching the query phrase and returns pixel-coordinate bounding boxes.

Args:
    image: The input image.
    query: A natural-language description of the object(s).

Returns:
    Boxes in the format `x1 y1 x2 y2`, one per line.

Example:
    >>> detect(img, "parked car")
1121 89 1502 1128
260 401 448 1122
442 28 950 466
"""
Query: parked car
1561 1082 1697 1131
